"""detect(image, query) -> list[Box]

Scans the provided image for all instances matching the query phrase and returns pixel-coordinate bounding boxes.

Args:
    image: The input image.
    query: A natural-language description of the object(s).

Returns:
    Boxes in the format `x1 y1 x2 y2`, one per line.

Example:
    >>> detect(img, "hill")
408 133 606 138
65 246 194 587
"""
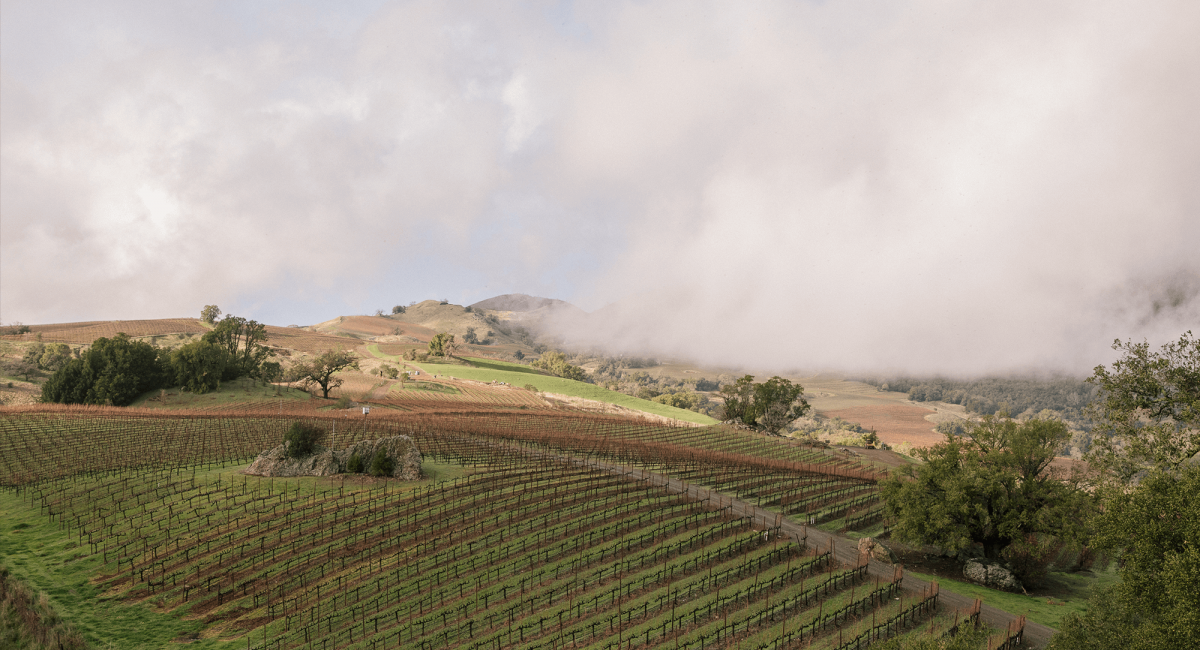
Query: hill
469 293 573 312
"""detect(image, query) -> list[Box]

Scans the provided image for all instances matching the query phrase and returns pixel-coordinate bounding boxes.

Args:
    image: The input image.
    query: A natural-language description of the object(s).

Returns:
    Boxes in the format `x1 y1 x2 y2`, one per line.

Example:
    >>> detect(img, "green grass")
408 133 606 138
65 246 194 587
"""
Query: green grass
365 346 717 425
0 489 238 649
0 457 473 648
907 567 1120 630
128 377 309 409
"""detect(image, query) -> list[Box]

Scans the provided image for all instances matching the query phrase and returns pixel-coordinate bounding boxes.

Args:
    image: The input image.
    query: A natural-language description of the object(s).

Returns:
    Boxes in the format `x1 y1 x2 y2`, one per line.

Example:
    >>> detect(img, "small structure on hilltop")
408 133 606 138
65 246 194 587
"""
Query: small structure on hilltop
245 435 422 480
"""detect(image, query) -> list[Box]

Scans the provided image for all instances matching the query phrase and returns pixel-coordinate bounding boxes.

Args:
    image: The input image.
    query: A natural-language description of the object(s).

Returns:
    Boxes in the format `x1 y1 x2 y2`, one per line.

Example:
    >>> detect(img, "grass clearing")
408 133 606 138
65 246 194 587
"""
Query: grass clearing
0 489 235 649
128 377 309 410
364 348 717 425
907 568 1119 630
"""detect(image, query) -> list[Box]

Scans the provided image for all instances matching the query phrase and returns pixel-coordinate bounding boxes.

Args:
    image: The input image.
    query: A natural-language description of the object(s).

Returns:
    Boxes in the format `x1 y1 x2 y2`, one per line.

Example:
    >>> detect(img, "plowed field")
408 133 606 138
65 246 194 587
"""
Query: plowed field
819 404 941 448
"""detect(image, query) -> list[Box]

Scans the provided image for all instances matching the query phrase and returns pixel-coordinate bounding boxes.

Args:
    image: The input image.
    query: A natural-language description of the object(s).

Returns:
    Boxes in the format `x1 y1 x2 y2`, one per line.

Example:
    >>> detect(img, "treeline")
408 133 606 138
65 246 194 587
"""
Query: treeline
40 316 278 406
860 375 1098 421
586 356 725 418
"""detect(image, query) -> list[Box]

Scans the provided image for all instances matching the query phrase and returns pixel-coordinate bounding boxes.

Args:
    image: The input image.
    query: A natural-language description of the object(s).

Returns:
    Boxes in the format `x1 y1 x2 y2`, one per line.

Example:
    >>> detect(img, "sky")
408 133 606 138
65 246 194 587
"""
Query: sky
2 0 1198 375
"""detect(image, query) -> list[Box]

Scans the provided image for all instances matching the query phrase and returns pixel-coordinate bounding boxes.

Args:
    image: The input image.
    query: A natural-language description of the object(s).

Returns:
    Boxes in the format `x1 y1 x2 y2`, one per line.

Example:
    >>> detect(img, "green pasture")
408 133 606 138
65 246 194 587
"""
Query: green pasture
1 489 232 649
364 346 717 425
128 376 309 410
907 567 1120 631
0 457 471 649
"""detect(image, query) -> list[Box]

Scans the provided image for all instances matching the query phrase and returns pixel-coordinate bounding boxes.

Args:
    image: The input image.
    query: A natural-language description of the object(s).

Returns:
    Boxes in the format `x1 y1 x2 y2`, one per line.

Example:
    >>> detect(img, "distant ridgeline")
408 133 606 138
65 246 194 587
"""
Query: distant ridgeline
859 375 1098 423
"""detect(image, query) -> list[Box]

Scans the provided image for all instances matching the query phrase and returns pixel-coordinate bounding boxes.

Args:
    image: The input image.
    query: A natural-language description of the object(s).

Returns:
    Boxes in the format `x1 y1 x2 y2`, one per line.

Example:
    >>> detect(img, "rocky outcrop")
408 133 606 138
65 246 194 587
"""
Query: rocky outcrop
245 435 422 480
857 537 899 564
963 558 1024 592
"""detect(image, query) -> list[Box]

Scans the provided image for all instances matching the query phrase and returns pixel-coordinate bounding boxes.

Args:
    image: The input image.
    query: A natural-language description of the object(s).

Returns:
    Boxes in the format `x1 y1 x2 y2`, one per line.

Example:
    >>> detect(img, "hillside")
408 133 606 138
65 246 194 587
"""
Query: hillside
469 293 573 312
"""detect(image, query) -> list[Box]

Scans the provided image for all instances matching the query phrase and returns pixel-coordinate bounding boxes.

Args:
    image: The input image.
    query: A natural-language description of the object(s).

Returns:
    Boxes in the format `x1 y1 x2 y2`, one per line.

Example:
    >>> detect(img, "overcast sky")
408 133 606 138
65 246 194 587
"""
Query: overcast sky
2 0 1197 375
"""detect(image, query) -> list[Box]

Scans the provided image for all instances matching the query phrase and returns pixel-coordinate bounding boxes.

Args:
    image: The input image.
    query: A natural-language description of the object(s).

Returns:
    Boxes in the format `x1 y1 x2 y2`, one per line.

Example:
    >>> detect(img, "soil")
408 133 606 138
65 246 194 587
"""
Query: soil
820 403 942 448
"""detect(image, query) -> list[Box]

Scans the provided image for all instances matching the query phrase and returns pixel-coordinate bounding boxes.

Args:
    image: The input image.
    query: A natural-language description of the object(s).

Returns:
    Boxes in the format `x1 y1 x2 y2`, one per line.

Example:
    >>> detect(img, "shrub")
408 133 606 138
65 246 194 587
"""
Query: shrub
335 396 351 409
369 449 395 477
284 422 322 458
1003 534 1064 589
524 384 538 392
346 453 364 473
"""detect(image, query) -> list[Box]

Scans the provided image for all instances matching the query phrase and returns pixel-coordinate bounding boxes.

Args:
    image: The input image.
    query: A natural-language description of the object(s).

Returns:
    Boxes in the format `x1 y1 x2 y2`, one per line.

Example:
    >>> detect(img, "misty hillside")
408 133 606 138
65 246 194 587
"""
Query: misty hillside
469 293 573 312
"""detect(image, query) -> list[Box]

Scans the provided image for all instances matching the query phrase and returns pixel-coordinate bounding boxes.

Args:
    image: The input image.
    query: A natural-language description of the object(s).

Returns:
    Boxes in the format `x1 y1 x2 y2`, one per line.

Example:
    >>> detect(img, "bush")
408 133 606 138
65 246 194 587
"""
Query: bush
346 453 364 473
335 396 351 409
369 449 395 477
284 422 322 458
524 384 538 392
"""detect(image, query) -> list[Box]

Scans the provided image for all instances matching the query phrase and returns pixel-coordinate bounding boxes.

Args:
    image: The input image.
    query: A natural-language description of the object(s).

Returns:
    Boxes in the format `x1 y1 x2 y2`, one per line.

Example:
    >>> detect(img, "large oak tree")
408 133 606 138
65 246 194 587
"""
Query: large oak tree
881 416 1092 577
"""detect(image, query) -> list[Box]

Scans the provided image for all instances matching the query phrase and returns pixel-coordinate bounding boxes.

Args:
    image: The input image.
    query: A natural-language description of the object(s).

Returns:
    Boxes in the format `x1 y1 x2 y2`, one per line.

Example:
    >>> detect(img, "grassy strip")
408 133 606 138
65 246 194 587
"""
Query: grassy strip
1 565 88 650
127 377 309 410
364 347 716 425
906 568 1119 630
0 489 235 649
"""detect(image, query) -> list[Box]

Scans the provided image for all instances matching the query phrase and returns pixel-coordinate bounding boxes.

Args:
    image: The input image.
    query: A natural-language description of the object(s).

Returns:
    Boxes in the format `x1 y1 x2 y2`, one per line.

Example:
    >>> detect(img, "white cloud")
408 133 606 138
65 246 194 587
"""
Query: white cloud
2 0 1196 374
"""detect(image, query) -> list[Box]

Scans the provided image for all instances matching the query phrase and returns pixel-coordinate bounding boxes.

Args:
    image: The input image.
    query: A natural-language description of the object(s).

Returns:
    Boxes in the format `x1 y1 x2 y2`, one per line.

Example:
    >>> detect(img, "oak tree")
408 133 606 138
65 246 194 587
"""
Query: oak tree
293 349 359 399
881 416 1092 577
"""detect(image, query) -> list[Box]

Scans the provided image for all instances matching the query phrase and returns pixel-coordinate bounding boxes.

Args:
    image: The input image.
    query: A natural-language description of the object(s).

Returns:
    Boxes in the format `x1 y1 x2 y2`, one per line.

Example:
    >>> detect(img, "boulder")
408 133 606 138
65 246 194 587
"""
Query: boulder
963 558 1024 592
334 436 423 480
245 435 421 480
856 537 899 564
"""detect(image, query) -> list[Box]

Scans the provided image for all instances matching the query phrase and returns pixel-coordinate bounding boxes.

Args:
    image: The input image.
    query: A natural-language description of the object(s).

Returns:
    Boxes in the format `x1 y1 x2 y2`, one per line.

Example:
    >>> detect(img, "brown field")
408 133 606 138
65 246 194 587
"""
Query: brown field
262 325 361 353
316 315 437 340
820 403 942 448
0 318 209 344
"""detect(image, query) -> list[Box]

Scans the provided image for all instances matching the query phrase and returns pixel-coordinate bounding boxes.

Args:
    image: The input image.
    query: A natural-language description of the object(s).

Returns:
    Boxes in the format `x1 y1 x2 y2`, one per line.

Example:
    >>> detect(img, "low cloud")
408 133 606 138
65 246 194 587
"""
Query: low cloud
2 1 1196 375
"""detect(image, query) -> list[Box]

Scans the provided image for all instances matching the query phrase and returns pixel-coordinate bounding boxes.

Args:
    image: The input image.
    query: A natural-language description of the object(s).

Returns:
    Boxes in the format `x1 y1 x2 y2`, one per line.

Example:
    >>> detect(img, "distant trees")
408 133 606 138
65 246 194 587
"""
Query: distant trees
861 375 1096 421
428 333 457 358
462 327 493 345
41 334 167 406
200 305 221 324
38 343 73 372
719 375 810 434
530 351 586 382
292 349 359 398
392 305 406 315
169 341 229 394
201 316 273 379
653 391 706 411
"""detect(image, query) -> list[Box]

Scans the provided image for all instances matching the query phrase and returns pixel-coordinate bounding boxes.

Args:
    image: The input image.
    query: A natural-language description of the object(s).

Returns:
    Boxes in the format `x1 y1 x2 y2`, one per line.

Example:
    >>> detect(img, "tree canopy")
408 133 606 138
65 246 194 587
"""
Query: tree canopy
41 334 167 406
169 340 230 394
881 415 1092 581
530 351 585 382
292 349 359 399
1050 331 1200 649
200 305 221 323
1085 330 1199 481
201 316 273 380
428 333 457 358
718 375 810 434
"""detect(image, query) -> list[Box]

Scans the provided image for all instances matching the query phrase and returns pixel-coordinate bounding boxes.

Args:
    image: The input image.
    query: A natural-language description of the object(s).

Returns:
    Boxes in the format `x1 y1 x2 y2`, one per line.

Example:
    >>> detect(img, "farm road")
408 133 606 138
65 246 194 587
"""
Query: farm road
518 447 1054 647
